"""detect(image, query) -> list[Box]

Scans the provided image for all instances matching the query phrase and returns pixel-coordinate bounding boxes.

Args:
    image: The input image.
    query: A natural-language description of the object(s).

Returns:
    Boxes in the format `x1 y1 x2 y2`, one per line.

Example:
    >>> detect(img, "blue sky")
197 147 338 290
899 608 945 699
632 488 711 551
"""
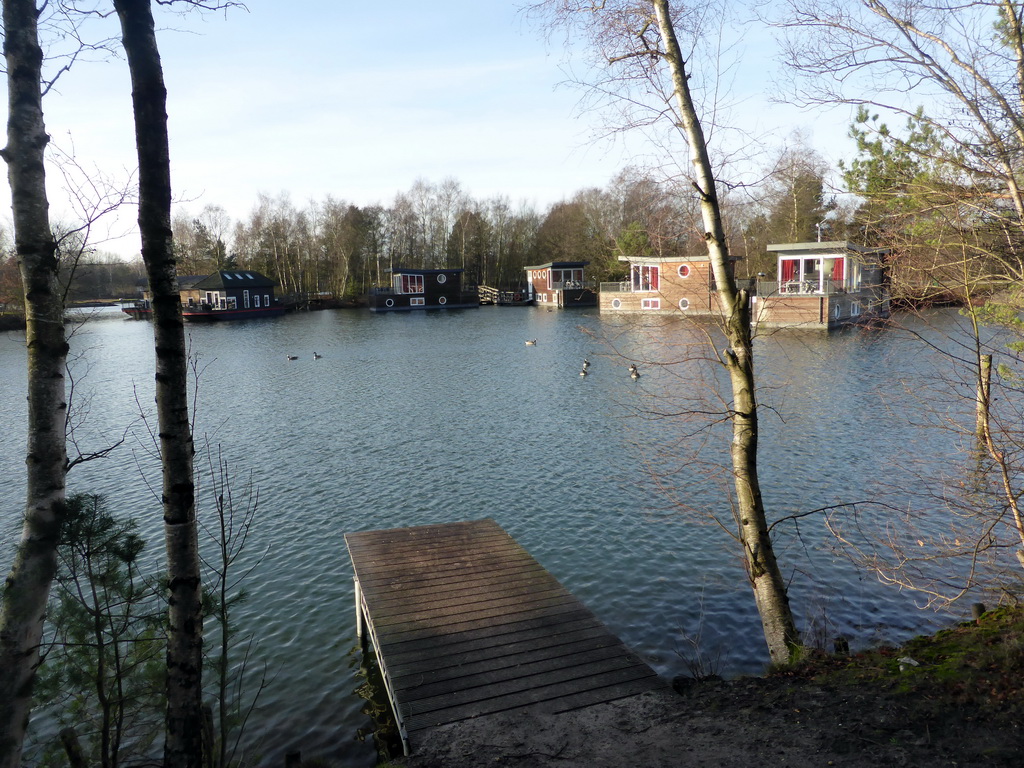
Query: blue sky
3 1 856 258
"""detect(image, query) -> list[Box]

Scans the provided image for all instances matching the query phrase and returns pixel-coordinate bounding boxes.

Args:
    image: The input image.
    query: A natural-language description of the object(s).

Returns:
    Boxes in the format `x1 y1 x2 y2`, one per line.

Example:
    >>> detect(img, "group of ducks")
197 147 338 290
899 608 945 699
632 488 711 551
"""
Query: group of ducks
286 352 323 361
579 359 641 379
525 339 640 379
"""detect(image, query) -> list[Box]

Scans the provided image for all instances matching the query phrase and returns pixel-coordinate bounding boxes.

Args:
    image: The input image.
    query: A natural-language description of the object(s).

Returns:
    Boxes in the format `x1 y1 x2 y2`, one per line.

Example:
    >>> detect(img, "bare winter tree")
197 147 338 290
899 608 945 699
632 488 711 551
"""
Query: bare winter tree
111 1 216 765
0 3 69 766
778 0 1024 596
529 0 800 664
775 0 1024 282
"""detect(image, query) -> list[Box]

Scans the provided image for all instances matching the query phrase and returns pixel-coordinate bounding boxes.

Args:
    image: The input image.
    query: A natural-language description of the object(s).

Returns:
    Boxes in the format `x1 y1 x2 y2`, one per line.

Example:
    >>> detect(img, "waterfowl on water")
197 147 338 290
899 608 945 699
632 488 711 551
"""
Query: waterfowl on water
579 368 588 377
525 339 537 346
313 352 322 360
286 355 298 361
582 359 591 370
629 363 640 379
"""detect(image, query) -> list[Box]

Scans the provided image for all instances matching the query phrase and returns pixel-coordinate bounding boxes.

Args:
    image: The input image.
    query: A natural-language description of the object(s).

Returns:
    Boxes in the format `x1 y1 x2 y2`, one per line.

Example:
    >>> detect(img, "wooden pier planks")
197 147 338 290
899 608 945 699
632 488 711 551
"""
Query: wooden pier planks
344 518 664 752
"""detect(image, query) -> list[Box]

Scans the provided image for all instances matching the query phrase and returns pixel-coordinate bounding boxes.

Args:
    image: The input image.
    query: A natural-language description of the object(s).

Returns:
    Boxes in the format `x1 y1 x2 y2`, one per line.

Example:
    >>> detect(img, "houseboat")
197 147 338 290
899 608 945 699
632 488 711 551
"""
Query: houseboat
368 268 479 312
121 275 207 319
121 299 152 319
179 270 286 321
754 241 890 329
599 254 719 315
523 261 597 308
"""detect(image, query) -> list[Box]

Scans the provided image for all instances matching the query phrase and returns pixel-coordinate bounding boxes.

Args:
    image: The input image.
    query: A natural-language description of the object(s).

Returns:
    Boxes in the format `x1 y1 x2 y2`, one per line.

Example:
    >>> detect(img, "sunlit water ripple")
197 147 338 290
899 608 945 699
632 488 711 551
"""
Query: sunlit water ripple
0 306 979 766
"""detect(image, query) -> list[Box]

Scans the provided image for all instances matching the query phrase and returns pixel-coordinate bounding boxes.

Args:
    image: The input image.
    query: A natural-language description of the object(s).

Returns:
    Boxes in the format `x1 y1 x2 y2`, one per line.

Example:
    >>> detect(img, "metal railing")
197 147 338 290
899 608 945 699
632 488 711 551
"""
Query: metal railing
757 279 847 296
550 279 595 291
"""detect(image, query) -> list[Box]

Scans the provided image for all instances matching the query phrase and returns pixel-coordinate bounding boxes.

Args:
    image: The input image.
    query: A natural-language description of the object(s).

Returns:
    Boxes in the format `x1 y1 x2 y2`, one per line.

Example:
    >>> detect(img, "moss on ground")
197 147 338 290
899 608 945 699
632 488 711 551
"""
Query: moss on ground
778 606 1024 715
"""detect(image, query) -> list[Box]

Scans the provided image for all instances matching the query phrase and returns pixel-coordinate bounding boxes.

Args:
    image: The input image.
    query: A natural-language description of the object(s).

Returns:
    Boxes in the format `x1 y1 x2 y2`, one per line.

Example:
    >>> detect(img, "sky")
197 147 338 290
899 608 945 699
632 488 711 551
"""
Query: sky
1 1 858 259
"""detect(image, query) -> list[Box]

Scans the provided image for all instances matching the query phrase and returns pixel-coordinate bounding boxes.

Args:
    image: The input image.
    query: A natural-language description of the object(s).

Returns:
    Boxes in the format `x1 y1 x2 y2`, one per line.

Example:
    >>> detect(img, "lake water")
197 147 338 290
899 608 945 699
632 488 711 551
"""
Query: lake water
0 305 982 766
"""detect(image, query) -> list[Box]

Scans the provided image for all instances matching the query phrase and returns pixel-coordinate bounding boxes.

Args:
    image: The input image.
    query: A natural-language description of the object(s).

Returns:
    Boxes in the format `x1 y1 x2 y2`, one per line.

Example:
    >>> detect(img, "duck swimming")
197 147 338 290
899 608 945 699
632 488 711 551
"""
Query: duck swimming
525 339 537 346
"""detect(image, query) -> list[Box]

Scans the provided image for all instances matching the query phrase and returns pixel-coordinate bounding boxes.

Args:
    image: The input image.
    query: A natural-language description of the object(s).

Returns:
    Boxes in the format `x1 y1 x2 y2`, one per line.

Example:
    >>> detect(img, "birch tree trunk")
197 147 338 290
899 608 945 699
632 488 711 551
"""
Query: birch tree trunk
652 0 800 665
0 2 68 766
111 3 204 766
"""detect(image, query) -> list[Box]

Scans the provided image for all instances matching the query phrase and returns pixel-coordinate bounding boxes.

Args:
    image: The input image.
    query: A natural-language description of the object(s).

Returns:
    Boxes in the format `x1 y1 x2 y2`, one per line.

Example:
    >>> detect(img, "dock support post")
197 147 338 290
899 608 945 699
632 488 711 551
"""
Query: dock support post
354 578 366 647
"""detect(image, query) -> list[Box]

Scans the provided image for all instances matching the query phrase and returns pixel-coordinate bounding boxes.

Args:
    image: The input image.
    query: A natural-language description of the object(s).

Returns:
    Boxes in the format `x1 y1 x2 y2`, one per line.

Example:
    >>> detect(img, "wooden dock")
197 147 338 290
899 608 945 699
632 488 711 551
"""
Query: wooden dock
344 518 664 754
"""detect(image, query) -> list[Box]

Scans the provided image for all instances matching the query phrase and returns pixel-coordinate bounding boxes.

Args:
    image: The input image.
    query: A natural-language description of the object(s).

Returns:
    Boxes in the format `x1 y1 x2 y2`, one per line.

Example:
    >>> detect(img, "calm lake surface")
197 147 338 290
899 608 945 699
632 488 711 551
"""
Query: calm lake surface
0 305 981 765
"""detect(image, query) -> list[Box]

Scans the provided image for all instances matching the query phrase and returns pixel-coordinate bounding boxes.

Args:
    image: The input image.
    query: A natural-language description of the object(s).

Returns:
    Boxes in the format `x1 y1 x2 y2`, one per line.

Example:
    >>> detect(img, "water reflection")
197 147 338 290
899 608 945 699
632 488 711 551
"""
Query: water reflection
350 646 402 764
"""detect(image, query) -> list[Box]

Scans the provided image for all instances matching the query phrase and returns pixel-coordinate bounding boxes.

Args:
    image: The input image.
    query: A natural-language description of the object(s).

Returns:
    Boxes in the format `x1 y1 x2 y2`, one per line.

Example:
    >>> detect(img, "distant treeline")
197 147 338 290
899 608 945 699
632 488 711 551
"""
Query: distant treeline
3 134 924 307
168 164 834 301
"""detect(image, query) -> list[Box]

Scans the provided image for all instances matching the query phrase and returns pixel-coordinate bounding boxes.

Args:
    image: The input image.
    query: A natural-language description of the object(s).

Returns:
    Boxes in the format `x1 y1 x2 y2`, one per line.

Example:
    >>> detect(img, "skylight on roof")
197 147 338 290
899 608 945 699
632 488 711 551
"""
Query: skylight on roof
235 273 244 280
224 273 233 279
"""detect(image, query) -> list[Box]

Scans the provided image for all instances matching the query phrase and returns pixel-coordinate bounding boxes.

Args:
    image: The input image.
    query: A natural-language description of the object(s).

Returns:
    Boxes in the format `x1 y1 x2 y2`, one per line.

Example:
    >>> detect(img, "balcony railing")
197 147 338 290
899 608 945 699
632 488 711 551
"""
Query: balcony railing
757 279 848 296
600 281 631 293
550 279 594 291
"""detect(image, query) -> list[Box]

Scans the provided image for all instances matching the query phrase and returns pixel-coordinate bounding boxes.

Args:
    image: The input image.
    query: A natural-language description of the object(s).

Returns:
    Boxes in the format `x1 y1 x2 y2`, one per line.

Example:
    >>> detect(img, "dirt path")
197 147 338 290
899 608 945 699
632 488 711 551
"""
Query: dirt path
405 677 1021 768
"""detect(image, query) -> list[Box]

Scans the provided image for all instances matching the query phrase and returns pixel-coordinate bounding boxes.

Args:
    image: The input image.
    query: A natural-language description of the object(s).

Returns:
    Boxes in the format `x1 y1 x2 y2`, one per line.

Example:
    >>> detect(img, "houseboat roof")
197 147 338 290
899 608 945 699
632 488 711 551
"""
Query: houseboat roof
767 241 888 257
523 261 589 270
191 270 276 290
387 267 464 275
616 254 709 264
177 275 208 290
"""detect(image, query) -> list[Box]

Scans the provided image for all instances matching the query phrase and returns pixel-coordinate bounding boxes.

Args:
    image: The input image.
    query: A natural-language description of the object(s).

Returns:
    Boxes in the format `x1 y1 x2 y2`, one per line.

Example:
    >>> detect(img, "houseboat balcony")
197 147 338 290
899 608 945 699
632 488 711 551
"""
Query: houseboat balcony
756 279 847 296
370 286 480 298
600 281 631 293
550 279 595 291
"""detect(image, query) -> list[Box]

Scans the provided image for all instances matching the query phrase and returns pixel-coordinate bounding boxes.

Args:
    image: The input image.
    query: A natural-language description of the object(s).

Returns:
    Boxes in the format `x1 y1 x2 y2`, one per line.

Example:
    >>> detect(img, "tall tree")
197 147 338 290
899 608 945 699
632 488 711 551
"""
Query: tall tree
0 2 69 766
112 2 204 766
779 1 1024 587
743 136 835 275
776 0 1024 285
531 0 800 664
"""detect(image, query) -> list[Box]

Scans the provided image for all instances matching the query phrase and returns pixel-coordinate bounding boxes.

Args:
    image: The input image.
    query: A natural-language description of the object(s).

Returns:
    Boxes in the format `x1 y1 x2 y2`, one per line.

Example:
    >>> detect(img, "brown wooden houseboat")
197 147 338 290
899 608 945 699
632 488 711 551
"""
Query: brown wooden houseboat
754 241 890 329
524 261 597 308
599 254 720 315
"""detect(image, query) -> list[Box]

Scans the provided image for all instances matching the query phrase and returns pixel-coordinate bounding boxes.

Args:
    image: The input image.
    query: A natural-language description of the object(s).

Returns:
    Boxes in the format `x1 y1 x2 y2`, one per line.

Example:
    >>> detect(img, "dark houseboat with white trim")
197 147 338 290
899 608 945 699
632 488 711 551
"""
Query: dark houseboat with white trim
368 267 479 312
179 270 286 321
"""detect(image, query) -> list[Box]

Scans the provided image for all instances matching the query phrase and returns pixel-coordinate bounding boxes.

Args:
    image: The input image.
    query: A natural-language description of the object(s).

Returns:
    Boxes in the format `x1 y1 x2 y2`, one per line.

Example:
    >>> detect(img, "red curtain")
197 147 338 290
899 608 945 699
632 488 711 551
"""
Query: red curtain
781 260 796 282
832 259 845 281
650 266 659 290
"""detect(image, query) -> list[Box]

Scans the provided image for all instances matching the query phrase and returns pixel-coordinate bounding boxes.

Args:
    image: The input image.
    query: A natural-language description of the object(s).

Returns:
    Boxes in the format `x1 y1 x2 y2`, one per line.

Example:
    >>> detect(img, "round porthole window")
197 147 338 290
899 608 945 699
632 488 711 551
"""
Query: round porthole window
678 298 690 311
678 264 691 278
437 273 447 284
611 298 622 309
439 296 447 305
385 298 394 308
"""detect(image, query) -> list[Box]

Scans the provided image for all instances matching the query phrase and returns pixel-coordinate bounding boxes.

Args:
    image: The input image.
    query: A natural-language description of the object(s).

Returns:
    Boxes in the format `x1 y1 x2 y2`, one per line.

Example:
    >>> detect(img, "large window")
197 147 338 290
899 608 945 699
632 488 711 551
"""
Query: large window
398 274 424 294
632 264 660 292
551 268 583 287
